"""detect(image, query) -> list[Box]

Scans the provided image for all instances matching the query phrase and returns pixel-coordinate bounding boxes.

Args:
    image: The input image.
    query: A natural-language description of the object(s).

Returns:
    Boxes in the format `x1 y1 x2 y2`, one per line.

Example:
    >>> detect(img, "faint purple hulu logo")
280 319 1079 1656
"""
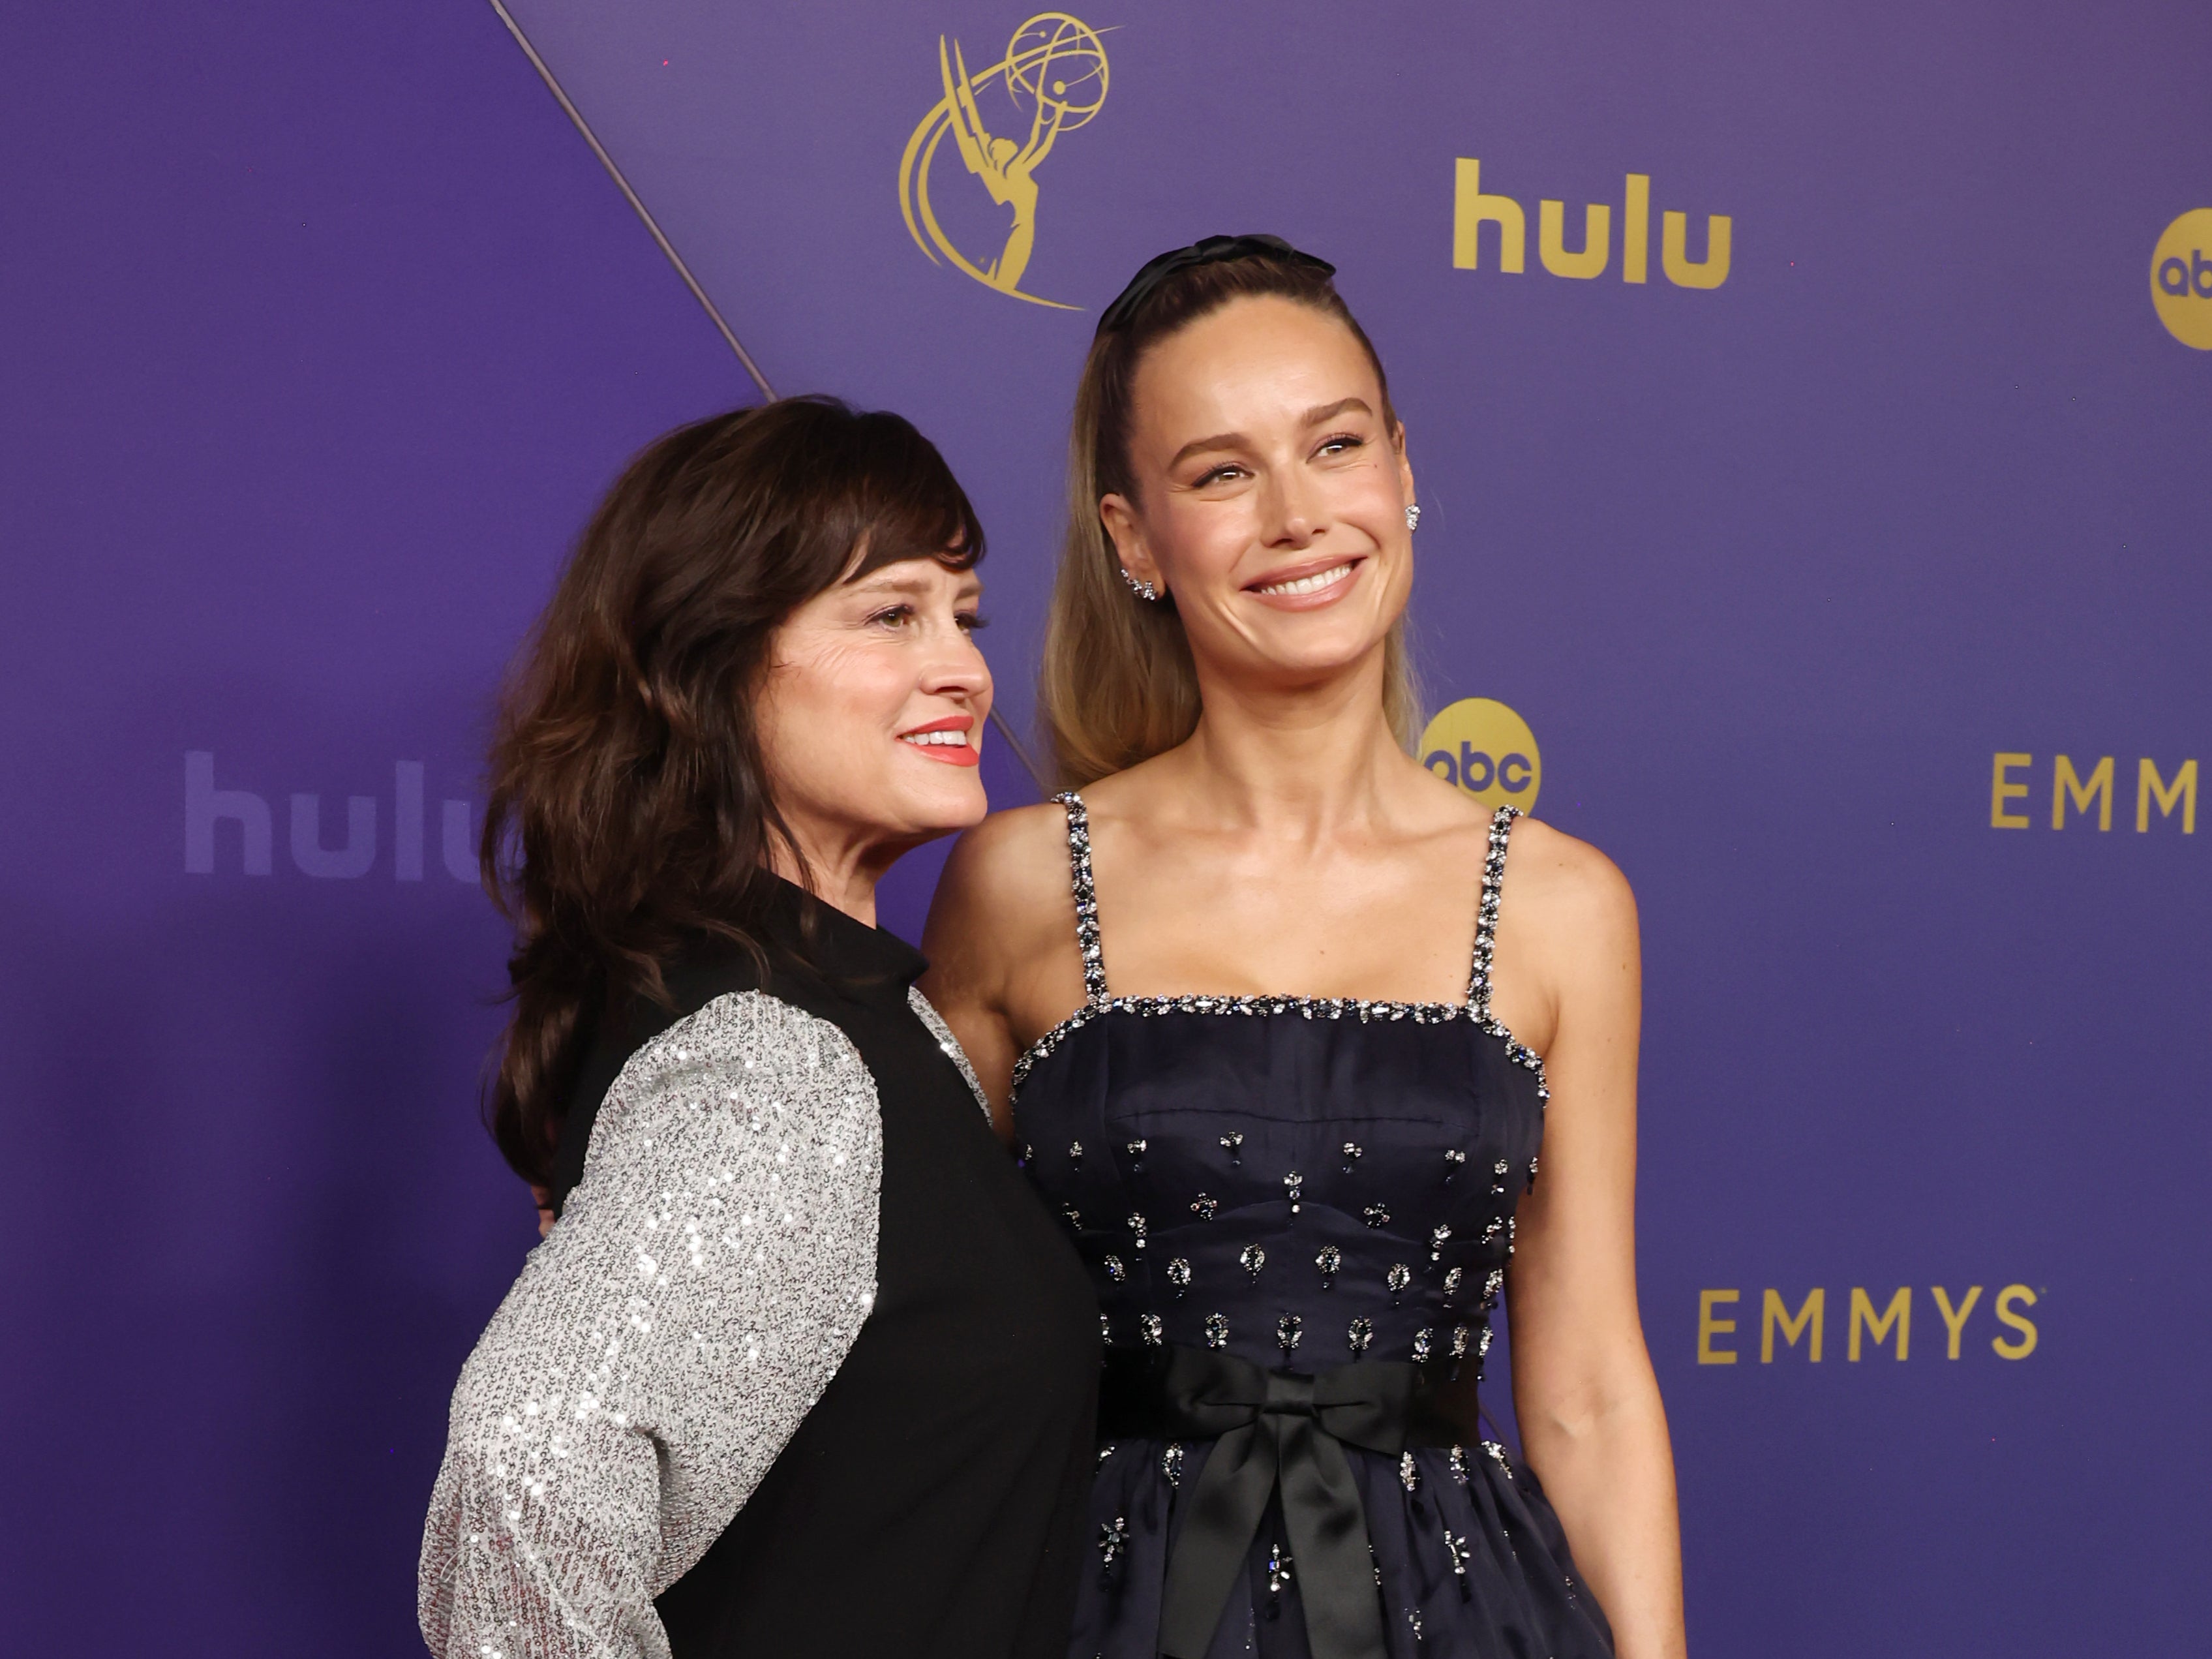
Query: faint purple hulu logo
183 751 479 881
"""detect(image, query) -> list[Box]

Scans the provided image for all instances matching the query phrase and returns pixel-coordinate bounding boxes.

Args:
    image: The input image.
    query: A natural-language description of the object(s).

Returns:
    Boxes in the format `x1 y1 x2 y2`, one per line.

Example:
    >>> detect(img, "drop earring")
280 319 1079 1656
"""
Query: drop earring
1404 504 1421 532
1119 568 1160 602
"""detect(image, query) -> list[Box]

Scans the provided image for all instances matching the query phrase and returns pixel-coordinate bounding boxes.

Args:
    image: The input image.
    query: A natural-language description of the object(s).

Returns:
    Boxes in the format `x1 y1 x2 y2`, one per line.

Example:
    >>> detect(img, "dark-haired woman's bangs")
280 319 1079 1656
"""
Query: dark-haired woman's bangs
843 437 986 581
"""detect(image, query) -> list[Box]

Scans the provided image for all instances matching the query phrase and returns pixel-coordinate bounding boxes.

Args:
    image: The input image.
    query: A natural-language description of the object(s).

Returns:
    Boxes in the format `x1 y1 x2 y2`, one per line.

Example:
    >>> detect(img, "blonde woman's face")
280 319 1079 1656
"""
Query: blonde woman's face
1102 295 1415 695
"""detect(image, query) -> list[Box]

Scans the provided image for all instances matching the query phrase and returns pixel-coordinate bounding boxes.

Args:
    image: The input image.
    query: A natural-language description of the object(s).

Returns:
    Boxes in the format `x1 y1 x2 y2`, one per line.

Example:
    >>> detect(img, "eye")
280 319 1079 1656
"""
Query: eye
1315 431 1367 459
956 609 990 633
1193 463 1248 488
868 603 917 629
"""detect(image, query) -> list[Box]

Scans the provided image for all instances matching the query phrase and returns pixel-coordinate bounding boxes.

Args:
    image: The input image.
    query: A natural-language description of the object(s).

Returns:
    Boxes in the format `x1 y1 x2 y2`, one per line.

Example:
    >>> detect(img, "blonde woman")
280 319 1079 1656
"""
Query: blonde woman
924 239 1685 1659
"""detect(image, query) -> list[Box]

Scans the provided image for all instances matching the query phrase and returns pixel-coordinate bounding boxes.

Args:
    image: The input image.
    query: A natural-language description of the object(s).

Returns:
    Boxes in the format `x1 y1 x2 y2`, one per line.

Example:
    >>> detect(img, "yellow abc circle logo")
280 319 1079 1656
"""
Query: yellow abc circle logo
2151 208 2212 350
1419 697 1541 812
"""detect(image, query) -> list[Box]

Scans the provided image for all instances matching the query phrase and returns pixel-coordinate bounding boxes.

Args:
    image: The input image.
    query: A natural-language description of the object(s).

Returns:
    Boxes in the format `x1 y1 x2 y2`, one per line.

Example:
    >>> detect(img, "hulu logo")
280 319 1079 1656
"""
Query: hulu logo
1452 159 1731 290
183 751 480 881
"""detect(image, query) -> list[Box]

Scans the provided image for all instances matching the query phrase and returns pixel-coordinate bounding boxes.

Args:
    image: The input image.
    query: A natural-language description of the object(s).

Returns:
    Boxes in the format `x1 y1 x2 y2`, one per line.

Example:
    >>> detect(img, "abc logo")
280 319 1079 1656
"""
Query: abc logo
1419 697 1541 812
2151 207 2212 350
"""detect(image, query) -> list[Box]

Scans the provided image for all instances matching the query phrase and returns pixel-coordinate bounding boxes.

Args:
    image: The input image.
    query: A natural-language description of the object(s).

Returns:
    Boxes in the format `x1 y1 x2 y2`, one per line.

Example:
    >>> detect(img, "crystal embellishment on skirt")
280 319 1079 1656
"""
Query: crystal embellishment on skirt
1127 1213 1148 1250
1348 1316 1373 1353
1445 1529 1470 1583
1399 1450 1420 1491
1162 1442 1185 1487
1443 1148 1466 1181
1267 1542 1294 1596
1482 1438 1513 1478
1068 1140 1083 1164
1062 1205 1082 1230
1363 1203 1391 1228
1098 1515 1129 1569
1482 1268 1505 1309
1412 1327 1434 1362
1098 1313 1110 1343
1284 1172 1303 1215
1166 1257 1192 1297
1278 1313 1303 1352
1240 1243 1266 1281
1102 1254 1126 1283
1316 1245 1341 1287
1429 1223 1452 1264
1204 1313 1230 1349
1219 1131 1243 1164
1341 1140 1363 1173
1141 1313 1164 1347
1442 1266 1464 1300
1126 1138 1147 1172
1387 1263 1412 1301
1449 1445 1470 1485
1451 1325 1470 1360
1190 1194 1219 1222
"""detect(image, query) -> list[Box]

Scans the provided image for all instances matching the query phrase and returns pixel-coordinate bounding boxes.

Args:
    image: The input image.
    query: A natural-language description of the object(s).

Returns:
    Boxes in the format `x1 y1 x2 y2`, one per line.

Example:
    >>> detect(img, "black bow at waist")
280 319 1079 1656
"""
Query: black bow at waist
1100 1345 1458 1659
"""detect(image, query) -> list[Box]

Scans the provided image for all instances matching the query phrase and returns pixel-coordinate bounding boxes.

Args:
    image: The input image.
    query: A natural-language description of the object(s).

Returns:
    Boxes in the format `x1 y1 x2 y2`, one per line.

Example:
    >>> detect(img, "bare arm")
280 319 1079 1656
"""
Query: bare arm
920 802 1087 1135
1499 829 1686 1659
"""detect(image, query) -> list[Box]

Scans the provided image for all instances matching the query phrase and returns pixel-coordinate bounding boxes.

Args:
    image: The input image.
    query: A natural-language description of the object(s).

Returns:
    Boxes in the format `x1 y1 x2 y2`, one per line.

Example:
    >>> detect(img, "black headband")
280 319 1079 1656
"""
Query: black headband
1095 234 1337 335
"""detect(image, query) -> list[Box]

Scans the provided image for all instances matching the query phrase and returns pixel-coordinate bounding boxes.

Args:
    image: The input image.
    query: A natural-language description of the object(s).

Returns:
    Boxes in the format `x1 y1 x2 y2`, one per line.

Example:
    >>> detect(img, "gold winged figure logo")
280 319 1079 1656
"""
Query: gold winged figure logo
898 13 1110 308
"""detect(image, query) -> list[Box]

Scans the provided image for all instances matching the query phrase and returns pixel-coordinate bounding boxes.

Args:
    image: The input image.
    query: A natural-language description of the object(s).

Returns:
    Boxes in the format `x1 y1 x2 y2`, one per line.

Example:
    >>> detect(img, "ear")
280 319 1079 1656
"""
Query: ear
1098 493 1166 595
1393 421 1416 514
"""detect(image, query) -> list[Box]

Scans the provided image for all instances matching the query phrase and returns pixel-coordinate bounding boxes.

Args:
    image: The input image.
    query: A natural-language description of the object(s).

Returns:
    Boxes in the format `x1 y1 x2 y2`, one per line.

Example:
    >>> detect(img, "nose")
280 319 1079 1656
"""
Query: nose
919 619 993 706
1258 464 1323 549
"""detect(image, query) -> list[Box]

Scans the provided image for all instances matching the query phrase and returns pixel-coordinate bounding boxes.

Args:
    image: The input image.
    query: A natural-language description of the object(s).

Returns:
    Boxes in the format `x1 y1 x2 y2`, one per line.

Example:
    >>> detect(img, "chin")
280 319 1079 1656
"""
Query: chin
885 775 990 839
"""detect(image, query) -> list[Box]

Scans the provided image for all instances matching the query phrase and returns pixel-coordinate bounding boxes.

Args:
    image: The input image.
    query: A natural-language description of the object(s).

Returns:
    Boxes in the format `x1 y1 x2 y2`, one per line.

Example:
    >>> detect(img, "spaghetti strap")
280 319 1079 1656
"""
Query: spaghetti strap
1467 804 1523 1023
1053 791 1110 1008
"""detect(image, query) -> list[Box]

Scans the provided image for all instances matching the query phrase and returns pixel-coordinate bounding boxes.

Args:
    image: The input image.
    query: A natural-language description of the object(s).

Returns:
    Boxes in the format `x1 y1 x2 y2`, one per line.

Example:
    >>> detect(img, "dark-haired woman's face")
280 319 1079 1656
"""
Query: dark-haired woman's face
756 556 992 884
1102 294 1414 697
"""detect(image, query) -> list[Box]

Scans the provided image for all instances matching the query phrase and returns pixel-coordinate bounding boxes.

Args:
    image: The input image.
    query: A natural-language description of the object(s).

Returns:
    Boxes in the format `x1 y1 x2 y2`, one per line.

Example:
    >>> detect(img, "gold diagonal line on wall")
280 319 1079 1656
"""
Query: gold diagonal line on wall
481 3 1049 793
483 0 778 402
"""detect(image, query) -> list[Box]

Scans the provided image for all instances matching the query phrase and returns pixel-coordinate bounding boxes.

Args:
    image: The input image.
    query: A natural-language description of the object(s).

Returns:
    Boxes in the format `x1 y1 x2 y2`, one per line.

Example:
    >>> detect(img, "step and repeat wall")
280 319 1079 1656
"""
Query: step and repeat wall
3 1 2205 1652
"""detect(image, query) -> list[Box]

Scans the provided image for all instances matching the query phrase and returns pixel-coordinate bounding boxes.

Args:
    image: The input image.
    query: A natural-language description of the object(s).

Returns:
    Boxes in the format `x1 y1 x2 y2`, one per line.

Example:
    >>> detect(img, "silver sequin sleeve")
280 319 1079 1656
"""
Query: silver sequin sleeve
417 991 884 1659
907 986 992 1122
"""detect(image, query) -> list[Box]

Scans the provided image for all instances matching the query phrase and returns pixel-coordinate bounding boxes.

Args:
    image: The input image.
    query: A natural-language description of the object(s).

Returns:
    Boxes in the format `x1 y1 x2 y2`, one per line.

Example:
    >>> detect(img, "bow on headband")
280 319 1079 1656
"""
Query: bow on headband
1096 234 1337 334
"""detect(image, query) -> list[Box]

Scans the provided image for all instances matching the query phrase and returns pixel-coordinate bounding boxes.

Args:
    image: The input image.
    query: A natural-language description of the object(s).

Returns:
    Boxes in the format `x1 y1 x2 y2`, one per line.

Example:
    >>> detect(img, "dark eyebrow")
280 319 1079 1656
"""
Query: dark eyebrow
846 571 935 596
844 567 984 600
1165 398 1376 472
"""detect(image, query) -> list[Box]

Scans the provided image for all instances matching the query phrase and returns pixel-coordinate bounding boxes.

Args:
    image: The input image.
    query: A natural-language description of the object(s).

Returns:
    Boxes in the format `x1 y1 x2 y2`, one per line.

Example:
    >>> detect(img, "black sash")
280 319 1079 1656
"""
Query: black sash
1100 1345 1457 1659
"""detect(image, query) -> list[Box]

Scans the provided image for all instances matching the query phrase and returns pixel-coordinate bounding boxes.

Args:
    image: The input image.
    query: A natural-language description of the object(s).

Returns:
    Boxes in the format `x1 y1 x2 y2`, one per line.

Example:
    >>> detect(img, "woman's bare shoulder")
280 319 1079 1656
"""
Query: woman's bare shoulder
1500 814 1636 928
924 799 1079 965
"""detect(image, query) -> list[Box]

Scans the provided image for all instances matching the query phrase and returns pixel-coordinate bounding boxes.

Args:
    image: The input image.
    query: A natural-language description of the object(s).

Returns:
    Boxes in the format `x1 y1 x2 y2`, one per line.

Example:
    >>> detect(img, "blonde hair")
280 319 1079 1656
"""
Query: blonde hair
1038 253 1422 789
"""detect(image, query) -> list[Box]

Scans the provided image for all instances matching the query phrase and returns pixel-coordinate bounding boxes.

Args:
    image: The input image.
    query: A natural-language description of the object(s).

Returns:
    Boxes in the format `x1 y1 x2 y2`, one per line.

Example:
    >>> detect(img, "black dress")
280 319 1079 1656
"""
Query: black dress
539 878 1101 1658
1010 796 1615 1659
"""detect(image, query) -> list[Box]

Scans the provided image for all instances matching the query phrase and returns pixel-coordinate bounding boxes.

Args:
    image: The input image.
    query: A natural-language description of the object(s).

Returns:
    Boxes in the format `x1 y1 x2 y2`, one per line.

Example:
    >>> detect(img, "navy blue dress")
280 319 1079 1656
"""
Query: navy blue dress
1012 795 1615 1659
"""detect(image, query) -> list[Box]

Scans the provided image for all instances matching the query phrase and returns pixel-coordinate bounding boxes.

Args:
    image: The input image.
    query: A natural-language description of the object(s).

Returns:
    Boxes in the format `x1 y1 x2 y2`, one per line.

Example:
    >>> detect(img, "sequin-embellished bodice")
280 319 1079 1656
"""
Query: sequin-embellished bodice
1010 794 1614 1659
1013 797 1547 1380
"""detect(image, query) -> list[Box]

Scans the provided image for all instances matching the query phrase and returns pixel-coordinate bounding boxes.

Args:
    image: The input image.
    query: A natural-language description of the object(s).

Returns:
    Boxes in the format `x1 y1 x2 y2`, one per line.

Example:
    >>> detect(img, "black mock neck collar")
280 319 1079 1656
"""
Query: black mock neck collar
756 871 928 1007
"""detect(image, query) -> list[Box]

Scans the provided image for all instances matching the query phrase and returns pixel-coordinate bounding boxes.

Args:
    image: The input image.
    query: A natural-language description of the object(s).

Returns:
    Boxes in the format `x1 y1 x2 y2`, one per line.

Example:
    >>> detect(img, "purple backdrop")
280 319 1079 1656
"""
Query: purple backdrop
5 2 2208 1653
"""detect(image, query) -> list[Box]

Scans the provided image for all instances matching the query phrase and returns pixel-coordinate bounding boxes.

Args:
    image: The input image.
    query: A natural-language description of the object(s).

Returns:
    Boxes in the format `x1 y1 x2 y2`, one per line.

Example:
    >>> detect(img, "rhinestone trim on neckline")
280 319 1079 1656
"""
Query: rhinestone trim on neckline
1008 794 1550 1099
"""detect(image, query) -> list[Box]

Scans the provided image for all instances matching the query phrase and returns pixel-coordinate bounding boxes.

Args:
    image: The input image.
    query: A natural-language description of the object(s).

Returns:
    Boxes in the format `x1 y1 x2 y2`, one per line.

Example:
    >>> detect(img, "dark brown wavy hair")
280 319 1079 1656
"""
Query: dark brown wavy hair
481 397 984 1186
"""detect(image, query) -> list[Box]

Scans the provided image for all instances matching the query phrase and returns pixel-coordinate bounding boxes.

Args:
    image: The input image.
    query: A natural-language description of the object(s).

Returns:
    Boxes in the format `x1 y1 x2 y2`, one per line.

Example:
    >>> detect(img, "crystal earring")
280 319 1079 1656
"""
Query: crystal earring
1405 503 1421 532
1120 567 1160 602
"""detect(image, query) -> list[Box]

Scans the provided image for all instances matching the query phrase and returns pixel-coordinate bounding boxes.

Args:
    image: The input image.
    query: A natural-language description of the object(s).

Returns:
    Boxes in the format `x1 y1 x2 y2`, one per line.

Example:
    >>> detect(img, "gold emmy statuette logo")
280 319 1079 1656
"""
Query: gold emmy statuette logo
2151 208 2212 350
1419 698 1541 813
898 12 1109 308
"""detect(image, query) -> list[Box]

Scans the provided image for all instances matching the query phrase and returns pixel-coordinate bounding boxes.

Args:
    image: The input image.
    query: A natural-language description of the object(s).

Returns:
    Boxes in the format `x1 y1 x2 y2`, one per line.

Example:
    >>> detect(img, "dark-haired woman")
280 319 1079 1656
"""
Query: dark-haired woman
924 243 1686 1658
419 397 1099 1659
